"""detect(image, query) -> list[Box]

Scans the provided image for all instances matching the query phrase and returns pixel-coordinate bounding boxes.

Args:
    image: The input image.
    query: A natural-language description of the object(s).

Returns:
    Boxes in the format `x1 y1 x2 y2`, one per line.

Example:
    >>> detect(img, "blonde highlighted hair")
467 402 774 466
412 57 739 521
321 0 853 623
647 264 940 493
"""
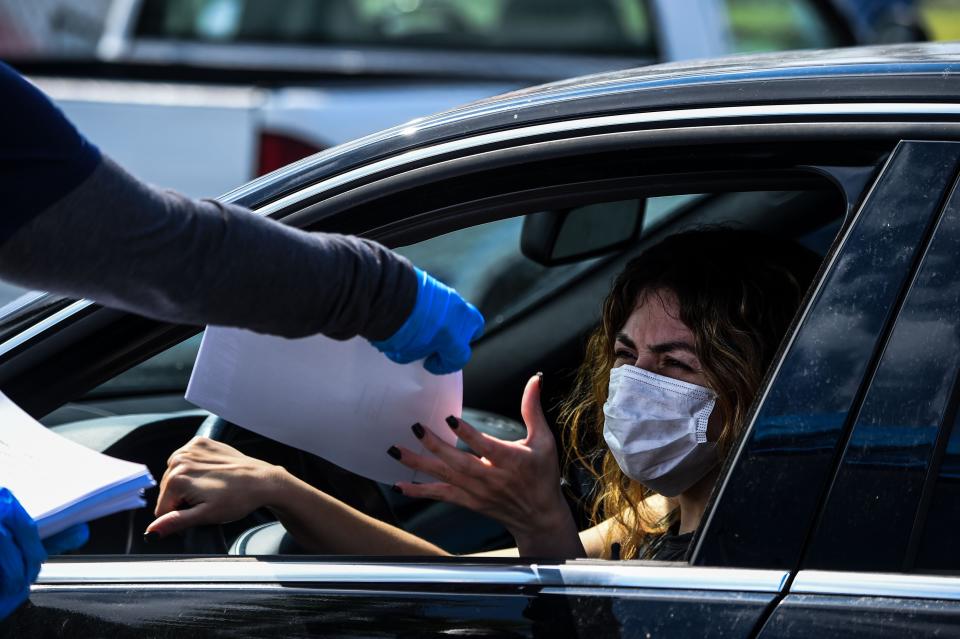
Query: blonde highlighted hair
559 228 818 559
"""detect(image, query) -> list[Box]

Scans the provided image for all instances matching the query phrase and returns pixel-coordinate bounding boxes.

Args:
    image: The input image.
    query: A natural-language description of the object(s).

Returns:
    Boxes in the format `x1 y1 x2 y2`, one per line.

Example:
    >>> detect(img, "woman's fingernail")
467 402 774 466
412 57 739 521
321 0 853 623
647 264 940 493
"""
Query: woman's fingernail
445 416 459 430
143 531 160 544
391 484 403 495
387 446 401 460
412 423 425 439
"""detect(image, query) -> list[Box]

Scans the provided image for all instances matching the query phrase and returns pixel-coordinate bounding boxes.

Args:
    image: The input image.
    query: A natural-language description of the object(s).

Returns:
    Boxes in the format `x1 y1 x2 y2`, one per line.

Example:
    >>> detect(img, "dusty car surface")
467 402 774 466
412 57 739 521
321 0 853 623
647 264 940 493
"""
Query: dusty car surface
4 42 960 638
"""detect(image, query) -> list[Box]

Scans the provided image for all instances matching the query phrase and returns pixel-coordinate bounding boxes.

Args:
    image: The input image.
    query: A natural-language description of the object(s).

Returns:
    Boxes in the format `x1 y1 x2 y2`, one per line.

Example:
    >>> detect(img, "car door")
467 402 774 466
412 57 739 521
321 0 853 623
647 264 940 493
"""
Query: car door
0 122 942 637
746 141 960 636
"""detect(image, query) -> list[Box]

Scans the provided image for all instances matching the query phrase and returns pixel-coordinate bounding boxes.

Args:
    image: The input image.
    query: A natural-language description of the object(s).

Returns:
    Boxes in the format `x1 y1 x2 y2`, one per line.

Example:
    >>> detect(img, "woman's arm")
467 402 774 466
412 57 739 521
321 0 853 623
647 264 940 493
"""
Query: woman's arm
473 511 651 559
266 471 447 556
470 520 614 559
146 437 447 556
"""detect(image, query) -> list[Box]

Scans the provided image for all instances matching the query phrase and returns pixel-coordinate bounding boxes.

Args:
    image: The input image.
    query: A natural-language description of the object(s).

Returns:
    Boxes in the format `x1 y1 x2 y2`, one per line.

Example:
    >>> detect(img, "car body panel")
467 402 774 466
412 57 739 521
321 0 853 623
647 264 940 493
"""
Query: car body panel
10 561 786 638
12 586 775 639
759 593 960 638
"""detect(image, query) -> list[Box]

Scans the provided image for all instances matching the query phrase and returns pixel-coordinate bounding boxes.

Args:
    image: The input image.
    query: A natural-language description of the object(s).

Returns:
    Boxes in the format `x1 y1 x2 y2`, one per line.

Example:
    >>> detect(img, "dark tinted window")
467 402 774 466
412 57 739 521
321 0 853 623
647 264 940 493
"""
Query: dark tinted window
135 0 656 57
915 403 960 571
901 181 960 573
799 151 960 573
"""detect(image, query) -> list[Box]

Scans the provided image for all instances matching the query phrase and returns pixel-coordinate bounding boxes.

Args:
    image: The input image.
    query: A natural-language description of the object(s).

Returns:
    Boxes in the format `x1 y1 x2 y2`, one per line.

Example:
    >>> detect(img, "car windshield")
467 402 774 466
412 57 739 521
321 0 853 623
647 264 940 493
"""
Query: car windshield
135 0 657 57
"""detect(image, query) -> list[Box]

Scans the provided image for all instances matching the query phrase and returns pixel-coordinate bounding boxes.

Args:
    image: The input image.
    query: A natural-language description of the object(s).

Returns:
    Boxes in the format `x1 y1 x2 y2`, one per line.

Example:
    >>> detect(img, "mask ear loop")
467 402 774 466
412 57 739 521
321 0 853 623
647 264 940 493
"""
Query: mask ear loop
694 397 717 444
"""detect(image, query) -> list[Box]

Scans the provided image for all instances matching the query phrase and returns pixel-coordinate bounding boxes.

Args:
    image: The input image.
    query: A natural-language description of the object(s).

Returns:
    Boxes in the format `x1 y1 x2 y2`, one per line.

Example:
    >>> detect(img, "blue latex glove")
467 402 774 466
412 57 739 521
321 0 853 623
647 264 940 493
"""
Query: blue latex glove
42 523 90 557
0 488 44 620
372 267 484 375
0 488 89 620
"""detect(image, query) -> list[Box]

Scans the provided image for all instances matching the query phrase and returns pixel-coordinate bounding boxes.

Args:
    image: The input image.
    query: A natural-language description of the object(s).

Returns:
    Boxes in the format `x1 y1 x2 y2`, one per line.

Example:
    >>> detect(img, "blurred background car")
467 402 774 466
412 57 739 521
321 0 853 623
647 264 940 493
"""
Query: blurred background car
2 0 866 198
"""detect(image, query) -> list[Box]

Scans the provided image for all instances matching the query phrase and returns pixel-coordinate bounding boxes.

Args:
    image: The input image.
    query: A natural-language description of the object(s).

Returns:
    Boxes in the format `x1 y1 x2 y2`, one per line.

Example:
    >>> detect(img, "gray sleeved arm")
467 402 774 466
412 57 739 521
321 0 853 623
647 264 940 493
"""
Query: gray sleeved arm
0 156 417 341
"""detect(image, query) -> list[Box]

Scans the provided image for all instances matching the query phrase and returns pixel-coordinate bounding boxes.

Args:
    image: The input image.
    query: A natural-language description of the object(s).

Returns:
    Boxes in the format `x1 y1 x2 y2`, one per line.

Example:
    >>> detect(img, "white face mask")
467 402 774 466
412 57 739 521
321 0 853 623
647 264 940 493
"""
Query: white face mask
602 365 719 497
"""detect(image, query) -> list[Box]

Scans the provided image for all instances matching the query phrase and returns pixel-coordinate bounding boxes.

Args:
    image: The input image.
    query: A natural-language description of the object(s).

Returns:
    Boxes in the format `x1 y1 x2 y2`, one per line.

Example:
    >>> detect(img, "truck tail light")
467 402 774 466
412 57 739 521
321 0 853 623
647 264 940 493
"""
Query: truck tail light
256 131 323 176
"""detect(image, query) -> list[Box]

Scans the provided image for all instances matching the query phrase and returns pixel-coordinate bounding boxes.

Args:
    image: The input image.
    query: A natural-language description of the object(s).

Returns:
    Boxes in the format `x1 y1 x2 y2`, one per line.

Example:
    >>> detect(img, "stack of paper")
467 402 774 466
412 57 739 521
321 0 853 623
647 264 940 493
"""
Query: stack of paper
0 391 155 538
185 328 462 486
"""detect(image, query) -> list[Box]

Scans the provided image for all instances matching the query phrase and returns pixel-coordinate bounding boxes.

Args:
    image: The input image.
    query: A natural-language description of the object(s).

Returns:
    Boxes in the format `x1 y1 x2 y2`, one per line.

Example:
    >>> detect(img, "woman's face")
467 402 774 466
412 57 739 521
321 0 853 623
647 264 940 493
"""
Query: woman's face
613 288 723 441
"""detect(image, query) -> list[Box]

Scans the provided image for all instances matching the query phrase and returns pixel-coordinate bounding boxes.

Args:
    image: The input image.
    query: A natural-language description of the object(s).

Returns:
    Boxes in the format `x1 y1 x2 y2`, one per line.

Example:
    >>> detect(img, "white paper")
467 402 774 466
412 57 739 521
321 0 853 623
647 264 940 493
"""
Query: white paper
185 328 462 486
0 391 155 538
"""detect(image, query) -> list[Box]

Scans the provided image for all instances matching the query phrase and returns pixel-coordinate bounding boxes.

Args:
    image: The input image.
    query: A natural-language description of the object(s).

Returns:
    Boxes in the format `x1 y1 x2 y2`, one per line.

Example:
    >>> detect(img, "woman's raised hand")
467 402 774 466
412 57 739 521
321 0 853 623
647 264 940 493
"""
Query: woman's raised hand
391 374 585 558
147 437 287 538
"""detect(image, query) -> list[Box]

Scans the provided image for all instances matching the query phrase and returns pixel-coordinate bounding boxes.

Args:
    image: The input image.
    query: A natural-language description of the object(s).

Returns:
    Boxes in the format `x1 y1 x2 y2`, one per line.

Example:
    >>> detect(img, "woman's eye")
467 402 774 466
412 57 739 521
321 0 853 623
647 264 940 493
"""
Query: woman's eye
665 358 693 372
614 350 634 361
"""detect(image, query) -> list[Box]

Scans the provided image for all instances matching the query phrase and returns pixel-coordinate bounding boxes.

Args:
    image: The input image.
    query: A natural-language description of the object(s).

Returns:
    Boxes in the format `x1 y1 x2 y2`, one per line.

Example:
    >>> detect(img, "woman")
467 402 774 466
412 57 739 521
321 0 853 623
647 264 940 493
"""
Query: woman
146 227 817 560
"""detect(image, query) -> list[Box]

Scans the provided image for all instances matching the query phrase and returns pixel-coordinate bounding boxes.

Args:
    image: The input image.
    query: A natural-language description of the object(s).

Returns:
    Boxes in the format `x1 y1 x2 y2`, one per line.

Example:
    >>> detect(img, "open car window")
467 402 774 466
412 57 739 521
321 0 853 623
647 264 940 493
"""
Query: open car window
36 175 848 560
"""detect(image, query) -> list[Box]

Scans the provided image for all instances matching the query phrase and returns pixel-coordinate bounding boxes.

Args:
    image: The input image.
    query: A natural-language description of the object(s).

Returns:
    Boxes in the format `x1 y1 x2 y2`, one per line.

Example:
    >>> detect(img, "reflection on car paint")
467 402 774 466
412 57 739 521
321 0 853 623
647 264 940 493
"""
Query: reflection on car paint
7 586 776 639
760 593 960 638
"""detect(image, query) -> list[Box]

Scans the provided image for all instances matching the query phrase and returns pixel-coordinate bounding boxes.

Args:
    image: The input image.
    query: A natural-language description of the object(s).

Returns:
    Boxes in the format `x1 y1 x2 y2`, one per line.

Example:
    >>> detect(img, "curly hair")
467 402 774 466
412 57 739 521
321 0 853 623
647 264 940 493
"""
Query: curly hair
559 227 819 559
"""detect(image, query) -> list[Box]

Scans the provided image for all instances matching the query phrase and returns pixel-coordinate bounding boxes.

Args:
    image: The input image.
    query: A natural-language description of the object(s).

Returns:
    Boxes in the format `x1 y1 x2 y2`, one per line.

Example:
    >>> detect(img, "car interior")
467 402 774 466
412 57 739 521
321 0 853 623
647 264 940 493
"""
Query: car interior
22 139 889 559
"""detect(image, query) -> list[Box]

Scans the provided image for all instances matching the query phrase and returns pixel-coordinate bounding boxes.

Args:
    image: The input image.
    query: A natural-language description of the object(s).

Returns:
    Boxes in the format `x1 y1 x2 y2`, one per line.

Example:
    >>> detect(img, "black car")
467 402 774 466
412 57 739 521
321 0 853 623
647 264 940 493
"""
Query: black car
6 42 960 638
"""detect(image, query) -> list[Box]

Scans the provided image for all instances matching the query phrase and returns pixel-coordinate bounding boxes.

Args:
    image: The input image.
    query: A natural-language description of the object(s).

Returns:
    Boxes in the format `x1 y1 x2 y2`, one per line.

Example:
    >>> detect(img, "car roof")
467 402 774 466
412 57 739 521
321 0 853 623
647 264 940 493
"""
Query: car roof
229 42 960 209
503 42 960 95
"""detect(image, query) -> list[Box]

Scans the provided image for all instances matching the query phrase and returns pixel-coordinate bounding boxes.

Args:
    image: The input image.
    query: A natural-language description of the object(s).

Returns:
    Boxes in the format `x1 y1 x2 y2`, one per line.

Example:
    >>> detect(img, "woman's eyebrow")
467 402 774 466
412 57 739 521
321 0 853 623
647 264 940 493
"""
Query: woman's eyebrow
615 332 637 350
649 341 697 355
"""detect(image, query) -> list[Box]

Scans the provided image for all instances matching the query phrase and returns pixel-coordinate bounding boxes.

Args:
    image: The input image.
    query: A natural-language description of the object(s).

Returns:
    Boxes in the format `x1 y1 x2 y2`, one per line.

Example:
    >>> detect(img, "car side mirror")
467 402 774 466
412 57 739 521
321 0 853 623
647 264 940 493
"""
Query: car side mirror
520 199 644 266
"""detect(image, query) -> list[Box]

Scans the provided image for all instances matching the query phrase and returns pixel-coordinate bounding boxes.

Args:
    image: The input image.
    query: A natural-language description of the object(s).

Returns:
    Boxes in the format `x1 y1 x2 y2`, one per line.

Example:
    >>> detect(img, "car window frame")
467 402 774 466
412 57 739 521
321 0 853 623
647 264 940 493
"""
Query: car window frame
52 162 852 555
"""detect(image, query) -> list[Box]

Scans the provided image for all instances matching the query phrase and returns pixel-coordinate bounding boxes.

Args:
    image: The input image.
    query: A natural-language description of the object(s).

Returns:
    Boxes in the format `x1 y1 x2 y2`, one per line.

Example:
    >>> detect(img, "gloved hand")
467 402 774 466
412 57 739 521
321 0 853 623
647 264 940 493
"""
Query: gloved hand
0 488 44 620
372 267 484 375
0 488 89 620
42 523 90 557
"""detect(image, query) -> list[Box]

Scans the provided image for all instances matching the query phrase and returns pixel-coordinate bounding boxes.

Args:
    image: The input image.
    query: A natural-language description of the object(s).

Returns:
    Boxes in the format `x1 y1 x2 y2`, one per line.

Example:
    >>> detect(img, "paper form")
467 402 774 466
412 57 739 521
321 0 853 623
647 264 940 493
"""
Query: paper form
0 391 155 538
185 328 462 486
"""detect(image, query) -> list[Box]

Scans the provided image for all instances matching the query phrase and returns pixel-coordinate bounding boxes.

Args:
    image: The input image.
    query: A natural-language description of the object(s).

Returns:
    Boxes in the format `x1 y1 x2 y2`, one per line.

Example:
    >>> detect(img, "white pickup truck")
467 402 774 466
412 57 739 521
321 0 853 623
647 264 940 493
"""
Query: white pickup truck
15 0 856 197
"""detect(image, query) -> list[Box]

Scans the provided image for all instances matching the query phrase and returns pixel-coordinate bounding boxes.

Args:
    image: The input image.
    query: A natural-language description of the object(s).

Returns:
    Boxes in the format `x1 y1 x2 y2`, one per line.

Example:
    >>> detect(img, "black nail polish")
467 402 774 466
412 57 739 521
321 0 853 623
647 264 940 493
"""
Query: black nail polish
391 484 403 494
412 423 425 439
143 531 159 544
445 415 459 430
387 445 401 460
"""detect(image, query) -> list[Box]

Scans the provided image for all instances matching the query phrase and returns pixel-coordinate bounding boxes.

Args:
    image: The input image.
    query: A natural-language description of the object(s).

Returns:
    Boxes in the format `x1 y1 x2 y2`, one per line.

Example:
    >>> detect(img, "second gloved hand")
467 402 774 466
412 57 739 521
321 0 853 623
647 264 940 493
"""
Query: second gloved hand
0 488 44 620
372 268 484 375
0 488 90 621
